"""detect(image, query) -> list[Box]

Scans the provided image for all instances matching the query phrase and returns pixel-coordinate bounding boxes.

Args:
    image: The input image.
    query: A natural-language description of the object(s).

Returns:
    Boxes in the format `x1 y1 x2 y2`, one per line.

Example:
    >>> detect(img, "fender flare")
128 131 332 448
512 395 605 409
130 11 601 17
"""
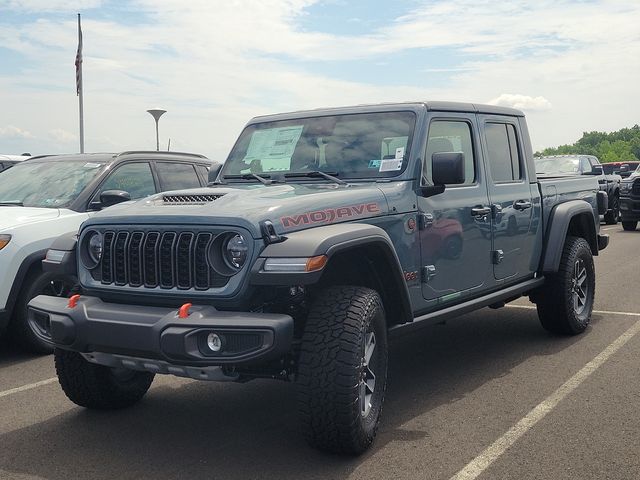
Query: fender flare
251 223 413 324
41 231 79 276
1 249 48 326
541 200 598 273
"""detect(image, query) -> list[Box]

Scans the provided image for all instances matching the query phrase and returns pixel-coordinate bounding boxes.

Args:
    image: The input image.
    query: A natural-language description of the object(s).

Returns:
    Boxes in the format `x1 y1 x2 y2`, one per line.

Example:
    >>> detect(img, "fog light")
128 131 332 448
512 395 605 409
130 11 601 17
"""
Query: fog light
207 333 223 352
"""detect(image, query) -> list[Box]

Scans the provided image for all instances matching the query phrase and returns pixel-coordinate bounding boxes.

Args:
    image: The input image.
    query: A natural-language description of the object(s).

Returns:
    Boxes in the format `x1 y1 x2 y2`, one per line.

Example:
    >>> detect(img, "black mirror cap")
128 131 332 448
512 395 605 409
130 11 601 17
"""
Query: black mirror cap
208 162 223 184
591 165 604 175
432 151 465 185
100 190 131 208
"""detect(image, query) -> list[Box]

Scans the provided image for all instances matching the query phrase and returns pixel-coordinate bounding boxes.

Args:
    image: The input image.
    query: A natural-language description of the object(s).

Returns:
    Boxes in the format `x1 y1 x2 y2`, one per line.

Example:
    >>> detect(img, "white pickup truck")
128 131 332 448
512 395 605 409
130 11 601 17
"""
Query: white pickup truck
0 151 214 353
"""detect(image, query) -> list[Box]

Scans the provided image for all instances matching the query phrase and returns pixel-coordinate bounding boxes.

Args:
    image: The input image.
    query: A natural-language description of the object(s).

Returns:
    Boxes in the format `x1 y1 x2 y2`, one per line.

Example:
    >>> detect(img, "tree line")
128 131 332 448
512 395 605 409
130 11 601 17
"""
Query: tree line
535 124 640 163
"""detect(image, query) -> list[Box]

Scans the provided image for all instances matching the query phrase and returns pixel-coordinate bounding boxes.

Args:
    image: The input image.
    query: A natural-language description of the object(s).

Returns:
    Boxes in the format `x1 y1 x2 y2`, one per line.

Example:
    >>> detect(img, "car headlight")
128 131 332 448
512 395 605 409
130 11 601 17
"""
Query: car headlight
0 234 11 250
88 232 103 263
224 234 247 269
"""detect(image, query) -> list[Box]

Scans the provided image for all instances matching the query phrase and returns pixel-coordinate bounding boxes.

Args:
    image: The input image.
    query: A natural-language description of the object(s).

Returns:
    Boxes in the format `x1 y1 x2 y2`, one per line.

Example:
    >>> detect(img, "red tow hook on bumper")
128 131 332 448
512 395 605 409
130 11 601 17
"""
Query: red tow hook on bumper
178 303 192 319
67 294 81 309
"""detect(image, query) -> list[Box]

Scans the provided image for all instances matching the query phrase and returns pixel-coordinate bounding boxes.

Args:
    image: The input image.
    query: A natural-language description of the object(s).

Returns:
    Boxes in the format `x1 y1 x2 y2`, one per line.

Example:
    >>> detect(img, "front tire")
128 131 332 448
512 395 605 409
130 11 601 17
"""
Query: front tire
536 236 595 335
55 349 154 409
622 221 637 231
296 286 388 455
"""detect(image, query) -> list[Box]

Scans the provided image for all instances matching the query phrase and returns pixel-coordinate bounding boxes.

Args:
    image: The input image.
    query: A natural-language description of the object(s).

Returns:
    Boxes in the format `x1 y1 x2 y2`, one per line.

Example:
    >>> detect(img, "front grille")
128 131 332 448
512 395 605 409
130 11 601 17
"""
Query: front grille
162 194 223 204
632 181 640 196
99 229 228 290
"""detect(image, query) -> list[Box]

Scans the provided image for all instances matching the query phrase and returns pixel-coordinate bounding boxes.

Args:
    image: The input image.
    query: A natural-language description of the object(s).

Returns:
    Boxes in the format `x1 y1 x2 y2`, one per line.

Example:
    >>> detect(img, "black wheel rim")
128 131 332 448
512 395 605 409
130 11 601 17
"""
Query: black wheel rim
571 258 589 315
360 330 377 417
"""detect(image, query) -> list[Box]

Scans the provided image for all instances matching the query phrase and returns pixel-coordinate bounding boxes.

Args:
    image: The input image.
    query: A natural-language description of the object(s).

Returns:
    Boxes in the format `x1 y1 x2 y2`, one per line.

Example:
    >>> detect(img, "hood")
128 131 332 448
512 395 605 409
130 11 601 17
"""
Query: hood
88 183 389 237
0 206 61 230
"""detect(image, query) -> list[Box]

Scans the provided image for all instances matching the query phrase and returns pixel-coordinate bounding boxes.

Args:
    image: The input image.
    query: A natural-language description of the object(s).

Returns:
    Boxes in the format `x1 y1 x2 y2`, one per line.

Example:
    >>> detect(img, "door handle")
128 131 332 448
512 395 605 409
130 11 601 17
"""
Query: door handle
513 200 532 211
471 206 491 217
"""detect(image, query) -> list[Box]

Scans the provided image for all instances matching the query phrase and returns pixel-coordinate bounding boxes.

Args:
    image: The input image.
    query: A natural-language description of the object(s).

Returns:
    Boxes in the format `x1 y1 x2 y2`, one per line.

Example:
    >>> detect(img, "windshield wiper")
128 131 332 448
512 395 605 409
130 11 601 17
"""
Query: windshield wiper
223 173 273 185
0 201 23 206
284 171 347 185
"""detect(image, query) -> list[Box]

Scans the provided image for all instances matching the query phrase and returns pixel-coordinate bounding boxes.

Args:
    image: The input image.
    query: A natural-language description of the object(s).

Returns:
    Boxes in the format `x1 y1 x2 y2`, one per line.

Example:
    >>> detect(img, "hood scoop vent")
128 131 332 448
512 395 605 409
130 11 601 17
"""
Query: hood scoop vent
162 194 224 205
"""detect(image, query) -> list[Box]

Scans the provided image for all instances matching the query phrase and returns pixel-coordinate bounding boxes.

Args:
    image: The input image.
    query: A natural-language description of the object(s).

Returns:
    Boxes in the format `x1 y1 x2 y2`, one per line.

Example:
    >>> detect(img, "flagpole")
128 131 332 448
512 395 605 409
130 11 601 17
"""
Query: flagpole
77 13 85 153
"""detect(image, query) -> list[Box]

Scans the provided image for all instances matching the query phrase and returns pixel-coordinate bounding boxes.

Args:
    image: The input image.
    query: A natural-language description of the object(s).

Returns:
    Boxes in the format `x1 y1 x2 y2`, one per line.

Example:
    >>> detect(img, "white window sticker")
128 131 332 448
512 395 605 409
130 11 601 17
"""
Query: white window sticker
243 126 304 172
379 159 403 172
83 162 102 169
395 147 405 160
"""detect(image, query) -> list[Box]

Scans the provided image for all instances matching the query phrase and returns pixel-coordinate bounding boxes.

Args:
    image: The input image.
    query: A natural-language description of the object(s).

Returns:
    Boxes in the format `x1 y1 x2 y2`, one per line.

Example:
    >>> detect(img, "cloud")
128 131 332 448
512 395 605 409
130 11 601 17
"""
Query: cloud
488 94 552 112
0 0 102 12
49 128 77 143
0 125 34 138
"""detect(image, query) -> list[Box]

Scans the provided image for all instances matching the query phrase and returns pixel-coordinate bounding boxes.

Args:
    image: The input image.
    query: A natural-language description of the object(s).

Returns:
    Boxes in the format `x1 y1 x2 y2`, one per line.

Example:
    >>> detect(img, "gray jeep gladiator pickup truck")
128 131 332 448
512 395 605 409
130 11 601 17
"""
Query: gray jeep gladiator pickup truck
29 102 609 454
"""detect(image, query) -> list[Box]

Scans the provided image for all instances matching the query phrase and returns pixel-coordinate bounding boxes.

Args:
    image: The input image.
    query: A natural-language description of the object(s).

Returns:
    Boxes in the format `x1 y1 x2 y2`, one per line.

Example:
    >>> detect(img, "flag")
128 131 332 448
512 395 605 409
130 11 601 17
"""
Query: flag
75 14 82 96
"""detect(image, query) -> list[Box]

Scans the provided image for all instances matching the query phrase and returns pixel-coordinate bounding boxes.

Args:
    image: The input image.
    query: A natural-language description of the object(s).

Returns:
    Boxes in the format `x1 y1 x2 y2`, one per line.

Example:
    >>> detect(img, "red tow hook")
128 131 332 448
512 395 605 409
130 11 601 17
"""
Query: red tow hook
178 303 193 319
67 294 81 308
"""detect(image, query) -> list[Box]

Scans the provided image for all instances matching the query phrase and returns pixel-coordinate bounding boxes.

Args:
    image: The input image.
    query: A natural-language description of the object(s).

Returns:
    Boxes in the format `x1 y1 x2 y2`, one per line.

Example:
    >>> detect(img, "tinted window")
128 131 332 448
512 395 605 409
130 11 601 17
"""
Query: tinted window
99 162 156 199
156 162 201 191
485 123 522 182
424 120 475 186
196 164 209 181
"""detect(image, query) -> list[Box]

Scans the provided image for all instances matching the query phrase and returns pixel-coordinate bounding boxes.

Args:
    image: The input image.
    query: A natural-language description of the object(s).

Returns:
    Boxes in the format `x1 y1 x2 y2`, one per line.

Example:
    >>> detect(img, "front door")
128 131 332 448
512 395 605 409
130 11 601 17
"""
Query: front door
479 117 535 280
418 115 494 302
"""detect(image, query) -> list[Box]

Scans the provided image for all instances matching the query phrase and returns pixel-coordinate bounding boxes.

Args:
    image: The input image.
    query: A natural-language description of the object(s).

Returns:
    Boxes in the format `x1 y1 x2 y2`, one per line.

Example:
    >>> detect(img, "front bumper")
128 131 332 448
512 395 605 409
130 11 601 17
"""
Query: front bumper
619 197 640 221
27 295 294 368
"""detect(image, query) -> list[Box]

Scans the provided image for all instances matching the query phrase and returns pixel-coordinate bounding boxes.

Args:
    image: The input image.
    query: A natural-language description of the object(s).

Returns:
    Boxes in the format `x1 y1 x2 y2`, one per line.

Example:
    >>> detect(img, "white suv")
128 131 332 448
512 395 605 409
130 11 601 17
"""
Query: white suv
0 151 213 353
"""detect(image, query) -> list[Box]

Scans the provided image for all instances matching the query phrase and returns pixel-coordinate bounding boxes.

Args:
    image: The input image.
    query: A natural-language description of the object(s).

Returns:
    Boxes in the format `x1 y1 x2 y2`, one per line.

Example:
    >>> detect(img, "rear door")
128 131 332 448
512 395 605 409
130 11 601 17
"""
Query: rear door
479 116 535 281
418 114 494 302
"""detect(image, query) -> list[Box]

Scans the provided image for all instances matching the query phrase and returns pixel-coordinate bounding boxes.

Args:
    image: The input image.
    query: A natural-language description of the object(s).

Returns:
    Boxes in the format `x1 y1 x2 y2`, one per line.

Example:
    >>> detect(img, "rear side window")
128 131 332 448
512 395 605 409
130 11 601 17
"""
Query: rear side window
485 123 522 182
99 162 156 199
424 120 475 186
156 162 201 191
196 164 209 181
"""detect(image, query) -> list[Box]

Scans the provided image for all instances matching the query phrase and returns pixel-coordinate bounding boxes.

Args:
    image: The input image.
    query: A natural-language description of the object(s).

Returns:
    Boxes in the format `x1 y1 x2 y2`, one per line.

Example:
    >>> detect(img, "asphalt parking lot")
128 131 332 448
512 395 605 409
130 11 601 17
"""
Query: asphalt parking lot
0 224 638 480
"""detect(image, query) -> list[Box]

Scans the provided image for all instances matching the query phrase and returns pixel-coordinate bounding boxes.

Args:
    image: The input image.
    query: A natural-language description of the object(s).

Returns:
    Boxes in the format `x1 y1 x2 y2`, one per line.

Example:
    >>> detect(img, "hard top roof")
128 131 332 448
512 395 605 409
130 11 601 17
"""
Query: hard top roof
249 101 524 123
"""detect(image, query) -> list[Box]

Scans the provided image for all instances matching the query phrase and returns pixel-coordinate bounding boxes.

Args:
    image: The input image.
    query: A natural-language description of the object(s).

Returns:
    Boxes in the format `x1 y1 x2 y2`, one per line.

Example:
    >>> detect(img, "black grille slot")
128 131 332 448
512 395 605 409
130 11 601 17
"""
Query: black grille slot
99 229 231 290
101 232 115 283
159 232 177 288
176 232 194 289
632 181 640 195
143 232 160 287
128 232 144 287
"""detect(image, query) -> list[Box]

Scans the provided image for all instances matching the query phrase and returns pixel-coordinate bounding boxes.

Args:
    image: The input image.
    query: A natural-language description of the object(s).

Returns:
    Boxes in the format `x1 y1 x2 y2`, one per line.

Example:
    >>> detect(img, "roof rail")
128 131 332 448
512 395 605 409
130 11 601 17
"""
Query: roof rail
114 150 208 159
23 154 58 161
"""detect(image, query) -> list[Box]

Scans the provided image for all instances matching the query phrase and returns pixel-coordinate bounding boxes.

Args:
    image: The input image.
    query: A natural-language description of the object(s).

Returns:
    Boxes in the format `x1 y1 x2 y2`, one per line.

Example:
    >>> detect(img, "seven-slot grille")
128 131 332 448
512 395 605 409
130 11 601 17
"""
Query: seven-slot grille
100 230 228 290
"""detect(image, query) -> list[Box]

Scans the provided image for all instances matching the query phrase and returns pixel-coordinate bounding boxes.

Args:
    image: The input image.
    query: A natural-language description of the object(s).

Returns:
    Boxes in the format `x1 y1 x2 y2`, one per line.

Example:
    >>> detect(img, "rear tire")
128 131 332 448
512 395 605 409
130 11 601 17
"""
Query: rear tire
604 194 619 225
622 221 637 231
536 236 595 335
297 286 388 455
55 349 154 409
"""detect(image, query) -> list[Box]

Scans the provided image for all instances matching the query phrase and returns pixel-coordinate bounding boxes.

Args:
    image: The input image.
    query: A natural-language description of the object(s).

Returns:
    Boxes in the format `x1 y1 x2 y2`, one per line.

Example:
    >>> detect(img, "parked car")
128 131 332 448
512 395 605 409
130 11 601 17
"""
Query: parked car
30 102 608 454
0 153 31 172
0 151 215 353
602 161 640 178
619 164 640 230
534 154 621 224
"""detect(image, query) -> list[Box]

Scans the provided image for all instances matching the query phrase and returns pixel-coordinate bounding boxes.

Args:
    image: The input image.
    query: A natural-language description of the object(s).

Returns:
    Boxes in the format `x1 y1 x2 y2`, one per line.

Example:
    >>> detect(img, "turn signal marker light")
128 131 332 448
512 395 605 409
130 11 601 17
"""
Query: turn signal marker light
305 255 328 272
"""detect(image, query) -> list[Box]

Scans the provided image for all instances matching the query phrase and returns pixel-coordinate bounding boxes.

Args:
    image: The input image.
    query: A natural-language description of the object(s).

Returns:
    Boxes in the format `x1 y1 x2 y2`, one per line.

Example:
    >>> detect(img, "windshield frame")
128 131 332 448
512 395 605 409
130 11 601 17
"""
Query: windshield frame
220 109 419 182
0 159 108 210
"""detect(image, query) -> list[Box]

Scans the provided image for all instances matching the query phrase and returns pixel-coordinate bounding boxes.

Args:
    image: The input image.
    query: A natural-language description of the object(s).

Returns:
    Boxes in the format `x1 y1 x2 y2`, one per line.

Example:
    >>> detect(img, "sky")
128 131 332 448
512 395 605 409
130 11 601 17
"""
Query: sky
0 0 639 160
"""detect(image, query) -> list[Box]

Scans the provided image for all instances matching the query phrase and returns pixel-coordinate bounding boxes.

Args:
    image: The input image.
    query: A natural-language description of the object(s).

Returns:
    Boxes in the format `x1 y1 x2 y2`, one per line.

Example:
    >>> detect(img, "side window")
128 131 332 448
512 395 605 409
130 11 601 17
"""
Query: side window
99 162 156 199
195 164 209 182
156 162 201 191
485 123 522 182
424 120 475 186
580 157 591 173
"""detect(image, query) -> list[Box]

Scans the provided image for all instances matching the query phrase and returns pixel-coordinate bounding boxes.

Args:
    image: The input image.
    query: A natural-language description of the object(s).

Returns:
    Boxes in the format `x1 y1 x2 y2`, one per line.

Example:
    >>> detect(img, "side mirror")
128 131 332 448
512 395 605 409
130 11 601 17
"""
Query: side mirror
591 165 604 175
620 165 629 172
433 152 465 185
100 190 131 208
208 163 223 184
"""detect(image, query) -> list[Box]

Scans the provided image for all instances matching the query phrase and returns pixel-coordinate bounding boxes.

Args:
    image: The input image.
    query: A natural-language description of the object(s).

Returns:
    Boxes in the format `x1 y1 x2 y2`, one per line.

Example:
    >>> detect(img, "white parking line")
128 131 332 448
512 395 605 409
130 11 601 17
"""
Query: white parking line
0 377 57 399
450 317 640 480
506 304 640 317
601 226 619 231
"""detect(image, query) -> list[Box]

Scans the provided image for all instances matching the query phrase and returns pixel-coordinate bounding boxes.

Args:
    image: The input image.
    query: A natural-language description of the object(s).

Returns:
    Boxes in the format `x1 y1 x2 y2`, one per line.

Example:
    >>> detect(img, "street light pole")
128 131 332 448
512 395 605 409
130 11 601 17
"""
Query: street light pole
146 108 166 151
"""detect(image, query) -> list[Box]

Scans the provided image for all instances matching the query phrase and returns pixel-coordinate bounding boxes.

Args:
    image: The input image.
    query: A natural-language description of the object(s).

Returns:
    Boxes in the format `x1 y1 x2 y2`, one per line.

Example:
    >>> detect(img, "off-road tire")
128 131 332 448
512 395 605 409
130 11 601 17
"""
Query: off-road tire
604 194 619 225
536 236 595 335
9 270 76 354
55 349 154 409
622 221 637 231
297 286 388 455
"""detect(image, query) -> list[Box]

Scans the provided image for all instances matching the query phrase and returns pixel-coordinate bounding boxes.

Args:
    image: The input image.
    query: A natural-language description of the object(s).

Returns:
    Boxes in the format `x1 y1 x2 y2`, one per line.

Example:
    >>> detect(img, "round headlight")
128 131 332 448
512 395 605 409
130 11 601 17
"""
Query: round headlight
88 232 103 263
224 234 248 269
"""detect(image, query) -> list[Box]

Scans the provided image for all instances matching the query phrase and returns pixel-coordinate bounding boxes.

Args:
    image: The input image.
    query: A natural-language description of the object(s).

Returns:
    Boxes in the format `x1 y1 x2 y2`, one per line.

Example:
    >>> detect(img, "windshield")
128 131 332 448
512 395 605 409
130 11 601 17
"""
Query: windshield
534 157 580 175
222 111 416 180
0 160 105 208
